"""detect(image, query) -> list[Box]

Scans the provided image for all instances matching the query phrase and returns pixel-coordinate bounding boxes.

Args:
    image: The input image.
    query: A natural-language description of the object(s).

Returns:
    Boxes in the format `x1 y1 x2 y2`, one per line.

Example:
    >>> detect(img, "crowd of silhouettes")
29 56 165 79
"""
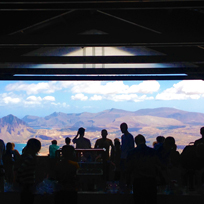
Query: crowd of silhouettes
0 125 204 204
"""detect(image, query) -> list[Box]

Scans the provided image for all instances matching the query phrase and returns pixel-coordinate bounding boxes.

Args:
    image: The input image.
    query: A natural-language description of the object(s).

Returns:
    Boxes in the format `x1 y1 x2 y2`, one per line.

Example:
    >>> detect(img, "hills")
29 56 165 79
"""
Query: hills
21 107 204 130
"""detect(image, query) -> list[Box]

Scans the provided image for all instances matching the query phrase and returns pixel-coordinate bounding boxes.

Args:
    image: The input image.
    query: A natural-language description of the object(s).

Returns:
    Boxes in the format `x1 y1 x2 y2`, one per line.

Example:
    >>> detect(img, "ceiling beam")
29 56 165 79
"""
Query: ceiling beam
0 75 202 81
0 67 203 75
1 1 204 11
0 35 203 47
0 56 204 64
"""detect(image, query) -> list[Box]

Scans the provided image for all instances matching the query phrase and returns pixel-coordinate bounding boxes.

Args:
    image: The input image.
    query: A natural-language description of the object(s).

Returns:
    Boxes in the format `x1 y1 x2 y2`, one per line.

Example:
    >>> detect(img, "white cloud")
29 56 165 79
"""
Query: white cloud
25 95 55 105
25 96 42 105
0 93 21 106
26 96 42 101
127 81 160 94
6 81 60 95
90 95 103 101
156 80 204 100
43 96 55 101
71 94 88 101
5 81 160 97
70 81 160 95
4 81 160 104
105 94 154 102
3 97 21 104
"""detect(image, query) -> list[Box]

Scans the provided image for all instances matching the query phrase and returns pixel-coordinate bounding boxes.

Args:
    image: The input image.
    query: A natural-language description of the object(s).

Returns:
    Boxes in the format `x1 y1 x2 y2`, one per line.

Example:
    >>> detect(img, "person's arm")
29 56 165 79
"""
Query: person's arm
72 132 79 144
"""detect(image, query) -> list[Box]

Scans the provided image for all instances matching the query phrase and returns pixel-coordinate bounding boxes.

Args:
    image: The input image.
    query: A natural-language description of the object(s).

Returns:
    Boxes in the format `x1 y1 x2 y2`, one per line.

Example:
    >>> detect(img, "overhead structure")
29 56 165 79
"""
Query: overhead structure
0 0 204 81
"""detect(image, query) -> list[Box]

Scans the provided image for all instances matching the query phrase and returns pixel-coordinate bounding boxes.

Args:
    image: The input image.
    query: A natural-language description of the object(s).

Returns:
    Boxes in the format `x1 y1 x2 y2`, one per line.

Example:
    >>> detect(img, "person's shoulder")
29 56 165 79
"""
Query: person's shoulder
96 138 103 144
84 137 91 142
127 133 133 137
195 138 203 145
106 138 112 142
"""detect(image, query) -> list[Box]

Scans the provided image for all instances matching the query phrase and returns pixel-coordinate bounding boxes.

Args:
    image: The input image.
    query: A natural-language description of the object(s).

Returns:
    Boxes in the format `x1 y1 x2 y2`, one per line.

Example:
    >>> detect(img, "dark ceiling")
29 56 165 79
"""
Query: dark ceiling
0 0 204 81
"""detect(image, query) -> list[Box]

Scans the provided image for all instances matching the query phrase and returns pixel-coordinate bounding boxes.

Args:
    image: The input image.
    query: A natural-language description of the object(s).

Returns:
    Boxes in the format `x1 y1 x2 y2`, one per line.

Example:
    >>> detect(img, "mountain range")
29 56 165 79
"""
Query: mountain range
21 107 204 130
1 107 204 154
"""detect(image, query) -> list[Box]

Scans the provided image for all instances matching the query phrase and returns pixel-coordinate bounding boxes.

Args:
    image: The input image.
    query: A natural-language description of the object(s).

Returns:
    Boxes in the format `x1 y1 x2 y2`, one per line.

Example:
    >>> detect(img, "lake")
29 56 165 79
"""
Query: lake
14 143 26 154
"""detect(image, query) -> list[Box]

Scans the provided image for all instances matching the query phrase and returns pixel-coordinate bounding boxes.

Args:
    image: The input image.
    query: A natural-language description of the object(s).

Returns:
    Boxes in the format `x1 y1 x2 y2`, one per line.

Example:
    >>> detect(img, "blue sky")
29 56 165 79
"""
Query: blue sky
1 79 204 119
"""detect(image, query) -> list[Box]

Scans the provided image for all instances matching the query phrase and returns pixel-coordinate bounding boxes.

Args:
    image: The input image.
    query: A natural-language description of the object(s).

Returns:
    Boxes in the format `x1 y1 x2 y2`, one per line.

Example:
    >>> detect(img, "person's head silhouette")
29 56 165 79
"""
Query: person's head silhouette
114 138 120 146
65 137 71 145
164 136 175 151
120 123 128 134
200 127 204 138
24 138 41 155
101 129 108 140
156 136 165 143
135 134 146 146
6 142 12 151
52 140 57 145
78 127 85 137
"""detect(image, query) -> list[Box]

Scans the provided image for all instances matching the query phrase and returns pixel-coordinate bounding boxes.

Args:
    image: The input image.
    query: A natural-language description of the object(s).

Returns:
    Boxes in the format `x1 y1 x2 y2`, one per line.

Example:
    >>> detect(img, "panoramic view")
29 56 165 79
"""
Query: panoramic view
0 79 204 155
1 1 204 204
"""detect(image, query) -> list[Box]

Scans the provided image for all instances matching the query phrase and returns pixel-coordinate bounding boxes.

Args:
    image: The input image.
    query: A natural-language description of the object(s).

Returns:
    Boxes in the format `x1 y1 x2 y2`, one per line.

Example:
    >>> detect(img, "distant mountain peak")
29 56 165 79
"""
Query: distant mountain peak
49 112 66 117
0 114 27 127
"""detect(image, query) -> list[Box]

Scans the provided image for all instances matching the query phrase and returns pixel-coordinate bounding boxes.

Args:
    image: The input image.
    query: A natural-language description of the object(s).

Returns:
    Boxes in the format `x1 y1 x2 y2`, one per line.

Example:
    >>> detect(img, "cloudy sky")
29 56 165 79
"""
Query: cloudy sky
1 79 204 118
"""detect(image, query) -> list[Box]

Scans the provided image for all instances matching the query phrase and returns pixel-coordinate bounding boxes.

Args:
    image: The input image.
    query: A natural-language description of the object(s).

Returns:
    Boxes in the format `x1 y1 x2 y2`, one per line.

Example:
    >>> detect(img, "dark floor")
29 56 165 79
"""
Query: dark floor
1 192 204 204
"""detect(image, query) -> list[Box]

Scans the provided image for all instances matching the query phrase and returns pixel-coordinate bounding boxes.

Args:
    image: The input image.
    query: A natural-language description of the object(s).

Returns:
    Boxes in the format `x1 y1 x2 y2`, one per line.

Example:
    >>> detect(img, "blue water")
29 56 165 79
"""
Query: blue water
14 143 26 155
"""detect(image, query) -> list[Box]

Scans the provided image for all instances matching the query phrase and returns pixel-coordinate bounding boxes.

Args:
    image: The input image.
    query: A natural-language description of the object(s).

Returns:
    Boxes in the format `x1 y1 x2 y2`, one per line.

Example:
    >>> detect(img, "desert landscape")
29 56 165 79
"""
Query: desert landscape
0 107 204 155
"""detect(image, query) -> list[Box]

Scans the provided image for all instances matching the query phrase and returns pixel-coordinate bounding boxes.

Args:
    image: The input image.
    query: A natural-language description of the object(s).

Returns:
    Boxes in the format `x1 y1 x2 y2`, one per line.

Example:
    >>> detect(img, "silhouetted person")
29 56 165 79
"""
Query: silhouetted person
0 139 5 192
111 138 121 181
120 123 134 160
120 123 134 190
156 136 175 167
154 136 165 150
126 134 159 204
49 140 59 158
3 142 14 183
72 127 91 149
55 145 79 204
181 142 204 190
94 129 114 180
17 138 41 204
194 127 204 146
62 137 76 161
156 136 177 187
95 129 114 160
63 137 75 149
